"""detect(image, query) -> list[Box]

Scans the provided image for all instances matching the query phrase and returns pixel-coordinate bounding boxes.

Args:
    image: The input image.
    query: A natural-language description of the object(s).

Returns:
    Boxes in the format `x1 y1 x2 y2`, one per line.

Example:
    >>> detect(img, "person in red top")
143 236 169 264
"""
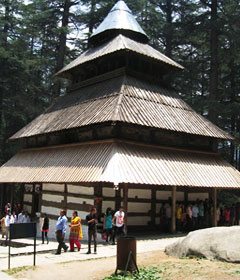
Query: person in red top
224 207 230 226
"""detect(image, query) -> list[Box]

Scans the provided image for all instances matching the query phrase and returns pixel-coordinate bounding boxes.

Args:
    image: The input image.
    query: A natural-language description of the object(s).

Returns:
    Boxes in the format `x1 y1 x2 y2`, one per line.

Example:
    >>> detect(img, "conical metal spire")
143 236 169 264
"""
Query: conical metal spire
89 0 148 45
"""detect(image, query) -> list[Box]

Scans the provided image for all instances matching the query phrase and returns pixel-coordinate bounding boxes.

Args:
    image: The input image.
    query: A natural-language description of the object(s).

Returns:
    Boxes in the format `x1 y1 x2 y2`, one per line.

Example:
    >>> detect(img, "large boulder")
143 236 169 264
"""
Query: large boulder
165 226 240 263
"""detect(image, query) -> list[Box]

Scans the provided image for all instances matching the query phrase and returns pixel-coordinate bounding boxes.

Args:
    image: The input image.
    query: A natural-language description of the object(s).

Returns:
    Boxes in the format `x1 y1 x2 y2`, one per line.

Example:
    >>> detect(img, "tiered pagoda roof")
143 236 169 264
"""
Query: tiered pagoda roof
11 73 231 140
0 0 239 188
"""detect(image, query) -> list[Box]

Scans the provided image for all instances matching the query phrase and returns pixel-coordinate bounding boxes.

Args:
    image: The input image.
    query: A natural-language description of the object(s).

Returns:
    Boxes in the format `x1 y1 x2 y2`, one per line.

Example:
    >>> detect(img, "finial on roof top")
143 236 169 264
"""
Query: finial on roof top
89 0 148 46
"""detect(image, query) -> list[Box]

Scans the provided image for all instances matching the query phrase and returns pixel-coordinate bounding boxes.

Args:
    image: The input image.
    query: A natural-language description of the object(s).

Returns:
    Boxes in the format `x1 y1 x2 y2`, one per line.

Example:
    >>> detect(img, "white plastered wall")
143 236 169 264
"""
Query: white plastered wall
23 194 32 203
68 184 94 195
102 187 115 197
39 205 93 240
38 183 98 240
42 183 64 192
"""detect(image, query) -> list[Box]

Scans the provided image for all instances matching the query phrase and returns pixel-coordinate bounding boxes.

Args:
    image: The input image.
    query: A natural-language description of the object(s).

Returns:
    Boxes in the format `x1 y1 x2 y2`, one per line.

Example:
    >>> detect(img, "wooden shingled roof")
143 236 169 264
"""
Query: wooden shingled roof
1 140 240 187
10 73 232 140
56 34 183 79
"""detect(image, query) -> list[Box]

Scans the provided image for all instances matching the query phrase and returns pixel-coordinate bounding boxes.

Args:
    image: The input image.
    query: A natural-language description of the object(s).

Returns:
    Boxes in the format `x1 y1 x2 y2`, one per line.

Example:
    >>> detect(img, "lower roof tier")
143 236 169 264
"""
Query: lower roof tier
0 140 240 188
10 73 232 141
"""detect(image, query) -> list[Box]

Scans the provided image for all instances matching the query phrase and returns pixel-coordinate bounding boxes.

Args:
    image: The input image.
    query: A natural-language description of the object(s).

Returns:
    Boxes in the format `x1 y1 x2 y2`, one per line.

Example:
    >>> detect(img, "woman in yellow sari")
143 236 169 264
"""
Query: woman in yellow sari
1 214 6 238
69 211 83 252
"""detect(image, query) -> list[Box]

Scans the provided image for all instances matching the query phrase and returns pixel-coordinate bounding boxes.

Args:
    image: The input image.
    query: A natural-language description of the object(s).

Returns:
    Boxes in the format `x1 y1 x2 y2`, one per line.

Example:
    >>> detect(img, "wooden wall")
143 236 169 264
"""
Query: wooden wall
21 183 210 239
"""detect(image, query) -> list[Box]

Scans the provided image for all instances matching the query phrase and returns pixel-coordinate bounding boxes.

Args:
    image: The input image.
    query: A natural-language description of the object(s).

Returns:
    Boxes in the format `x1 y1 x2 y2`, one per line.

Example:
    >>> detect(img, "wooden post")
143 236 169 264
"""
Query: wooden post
171 186 176 234
151 188 156 227
64 184 68 212
115 186 121 211
10 185 14 209
212 188 217 227
20 184 24 211
31 184 36 216
0 184 3 211
94 184 103 222
123 183 128 234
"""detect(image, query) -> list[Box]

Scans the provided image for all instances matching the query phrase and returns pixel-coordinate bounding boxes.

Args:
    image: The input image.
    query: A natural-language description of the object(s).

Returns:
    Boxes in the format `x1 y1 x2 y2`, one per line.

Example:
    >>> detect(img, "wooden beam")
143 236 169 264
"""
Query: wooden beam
171 186 176 234
151 188 156 226
123 183 128 234
212 188 217 227
42 200 90 212
41 189 96 200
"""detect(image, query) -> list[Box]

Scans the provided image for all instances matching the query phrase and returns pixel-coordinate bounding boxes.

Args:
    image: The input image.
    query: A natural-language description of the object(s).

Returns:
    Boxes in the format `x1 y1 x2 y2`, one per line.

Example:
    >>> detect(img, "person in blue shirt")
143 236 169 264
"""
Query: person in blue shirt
55 209 68 255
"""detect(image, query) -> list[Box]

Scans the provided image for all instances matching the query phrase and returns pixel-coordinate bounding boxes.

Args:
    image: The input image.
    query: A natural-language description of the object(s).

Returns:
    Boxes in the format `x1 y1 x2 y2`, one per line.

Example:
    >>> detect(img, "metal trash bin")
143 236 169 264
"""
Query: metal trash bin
116 236 137 273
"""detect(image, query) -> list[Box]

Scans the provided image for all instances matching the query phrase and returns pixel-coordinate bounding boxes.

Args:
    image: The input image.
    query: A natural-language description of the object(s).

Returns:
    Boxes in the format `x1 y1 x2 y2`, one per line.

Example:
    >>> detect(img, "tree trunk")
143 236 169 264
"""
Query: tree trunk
208 0 218 123
53 0 72 99
165 0 173 58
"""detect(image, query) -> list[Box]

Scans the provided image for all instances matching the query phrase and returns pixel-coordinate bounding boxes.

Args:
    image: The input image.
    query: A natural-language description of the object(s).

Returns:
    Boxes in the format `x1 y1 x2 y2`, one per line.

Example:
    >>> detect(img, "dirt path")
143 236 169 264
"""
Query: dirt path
12 250 240 280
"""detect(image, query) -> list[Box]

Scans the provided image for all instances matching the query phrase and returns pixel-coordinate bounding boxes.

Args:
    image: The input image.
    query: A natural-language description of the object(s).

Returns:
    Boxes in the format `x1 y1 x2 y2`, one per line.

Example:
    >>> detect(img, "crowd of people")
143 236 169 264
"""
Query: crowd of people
54 206 125 255
160 199 240 232
0 203 31 245
3 198 239 254
0 202 126 254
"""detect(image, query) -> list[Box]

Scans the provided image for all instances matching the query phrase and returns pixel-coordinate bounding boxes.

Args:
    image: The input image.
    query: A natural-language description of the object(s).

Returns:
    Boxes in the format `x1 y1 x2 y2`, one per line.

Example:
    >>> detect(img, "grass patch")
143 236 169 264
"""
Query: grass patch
2 265 36 276
102 266 162 280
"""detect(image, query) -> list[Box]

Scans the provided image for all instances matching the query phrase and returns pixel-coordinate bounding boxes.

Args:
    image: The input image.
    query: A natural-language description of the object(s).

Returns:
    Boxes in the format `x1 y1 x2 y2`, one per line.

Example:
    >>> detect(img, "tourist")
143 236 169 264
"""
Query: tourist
4 211 11 245
0 213 6 238
55 210 68 255
217 206 221 226
112 206 125 245
230 204 236 226
186 203 192 231
198 201 204 228
165 203 172 232
4 203 11 213
159 203 166 232
11 211 18 224
103 207 113 243
69 211 82 252
192 202 199 229
41 213 50 244
18 210 25 223
176 204 183 232
22 211 30 223
204 199 210 227
86 207 97 254
224 207 230 226
181 204 186 231
235 203 240 225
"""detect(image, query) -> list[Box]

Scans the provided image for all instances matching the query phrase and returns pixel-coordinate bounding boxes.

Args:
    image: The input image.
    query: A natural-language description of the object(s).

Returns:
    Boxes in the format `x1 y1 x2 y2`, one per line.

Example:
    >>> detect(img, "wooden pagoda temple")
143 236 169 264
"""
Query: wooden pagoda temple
0 0 240 237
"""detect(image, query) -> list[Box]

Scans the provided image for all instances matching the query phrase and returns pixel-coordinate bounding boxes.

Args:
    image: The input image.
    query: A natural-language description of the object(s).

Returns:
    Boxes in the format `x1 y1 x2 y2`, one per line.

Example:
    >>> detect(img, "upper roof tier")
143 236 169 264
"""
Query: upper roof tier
10 72 233 141
89 0 149 45
55 0 183 80
56 34 183 79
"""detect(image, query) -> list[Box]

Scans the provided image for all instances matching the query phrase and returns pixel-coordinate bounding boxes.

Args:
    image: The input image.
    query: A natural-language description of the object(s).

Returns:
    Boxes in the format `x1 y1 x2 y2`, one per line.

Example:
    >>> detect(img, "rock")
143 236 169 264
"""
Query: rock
165 226 240 263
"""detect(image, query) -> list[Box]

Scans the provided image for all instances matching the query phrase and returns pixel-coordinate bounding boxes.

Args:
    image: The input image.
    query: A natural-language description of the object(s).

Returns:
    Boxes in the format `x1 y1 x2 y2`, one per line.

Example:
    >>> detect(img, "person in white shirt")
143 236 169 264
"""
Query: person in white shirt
112 206 125 245
18 210 25 223
11 211 18 224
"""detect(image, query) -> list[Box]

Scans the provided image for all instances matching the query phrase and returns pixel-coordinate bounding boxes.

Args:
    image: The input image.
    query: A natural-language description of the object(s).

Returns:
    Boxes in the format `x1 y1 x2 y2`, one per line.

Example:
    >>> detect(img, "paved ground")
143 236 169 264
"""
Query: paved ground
0 234 185 280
